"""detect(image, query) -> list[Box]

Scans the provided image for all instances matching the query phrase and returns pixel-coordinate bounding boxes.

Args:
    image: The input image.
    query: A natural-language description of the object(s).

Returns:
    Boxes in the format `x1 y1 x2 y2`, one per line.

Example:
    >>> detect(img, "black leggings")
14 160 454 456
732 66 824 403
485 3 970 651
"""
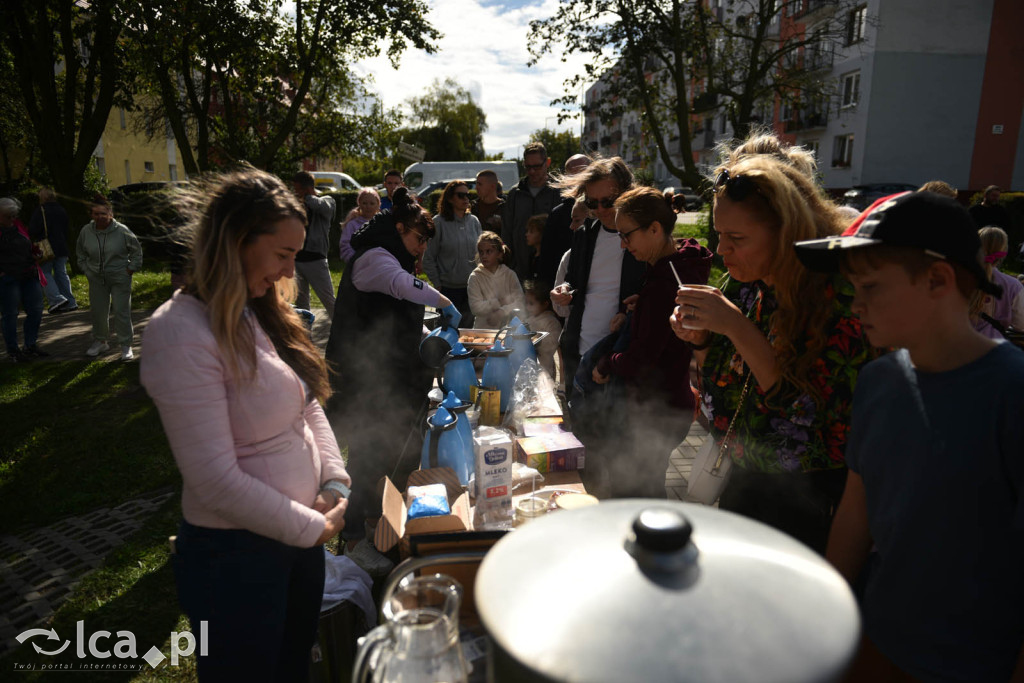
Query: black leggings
718 467 848 555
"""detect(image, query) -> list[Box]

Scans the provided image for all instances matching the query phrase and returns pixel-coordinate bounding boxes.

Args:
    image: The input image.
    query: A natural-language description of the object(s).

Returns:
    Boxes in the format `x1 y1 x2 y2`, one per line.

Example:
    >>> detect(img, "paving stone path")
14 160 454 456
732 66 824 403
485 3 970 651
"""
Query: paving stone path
0 490 176 657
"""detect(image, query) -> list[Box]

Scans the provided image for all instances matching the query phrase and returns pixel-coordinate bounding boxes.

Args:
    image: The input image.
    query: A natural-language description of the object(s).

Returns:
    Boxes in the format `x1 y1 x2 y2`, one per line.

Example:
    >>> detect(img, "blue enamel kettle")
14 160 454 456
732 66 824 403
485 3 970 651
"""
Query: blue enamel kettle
506 322 537 380
420 406 469 485
481 339 514 413
440 391 475 481
441 342 477 403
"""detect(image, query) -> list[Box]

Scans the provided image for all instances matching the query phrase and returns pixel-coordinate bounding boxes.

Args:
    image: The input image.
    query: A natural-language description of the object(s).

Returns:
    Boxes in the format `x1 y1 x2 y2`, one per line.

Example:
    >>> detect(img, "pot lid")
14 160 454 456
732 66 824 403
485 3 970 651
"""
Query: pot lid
474 500 859 683
486 339 512 356
447 341 471 357
440 391 470 414
427 405 456 428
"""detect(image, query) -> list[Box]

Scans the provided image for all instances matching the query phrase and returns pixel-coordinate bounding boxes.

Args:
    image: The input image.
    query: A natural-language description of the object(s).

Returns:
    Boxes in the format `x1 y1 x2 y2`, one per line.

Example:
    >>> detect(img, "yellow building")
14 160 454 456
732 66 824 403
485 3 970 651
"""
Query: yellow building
93 106 183 187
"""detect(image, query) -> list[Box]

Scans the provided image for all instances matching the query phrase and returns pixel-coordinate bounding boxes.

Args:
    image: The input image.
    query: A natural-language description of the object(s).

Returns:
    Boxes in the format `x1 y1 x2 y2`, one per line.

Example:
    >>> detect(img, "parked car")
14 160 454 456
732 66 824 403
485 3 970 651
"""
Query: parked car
404 161 518 198
842 183 917 210
310 171 362 192
415 179 476 214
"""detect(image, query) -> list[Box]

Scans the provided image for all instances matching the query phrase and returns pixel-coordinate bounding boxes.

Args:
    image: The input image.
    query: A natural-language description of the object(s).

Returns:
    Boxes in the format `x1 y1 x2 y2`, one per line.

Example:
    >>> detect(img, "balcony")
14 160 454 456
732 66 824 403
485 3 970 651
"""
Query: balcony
805 46 834 72
784 111 829 132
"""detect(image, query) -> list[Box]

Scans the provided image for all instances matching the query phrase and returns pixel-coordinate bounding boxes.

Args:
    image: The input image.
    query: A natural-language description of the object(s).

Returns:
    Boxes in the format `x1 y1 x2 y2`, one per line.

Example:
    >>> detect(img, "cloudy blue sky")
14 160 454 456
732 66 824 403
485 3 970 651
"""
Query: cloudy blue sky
354 0 591 160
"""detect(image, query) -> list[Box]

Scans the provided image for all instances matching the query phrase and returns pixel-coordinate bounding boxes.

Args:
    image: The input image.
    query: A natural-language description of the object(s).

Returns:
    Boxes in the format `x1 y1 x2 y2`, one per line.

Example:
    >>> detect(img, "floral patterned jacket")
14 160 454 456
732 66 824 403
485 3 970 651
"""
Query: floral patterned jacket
699 275 873 473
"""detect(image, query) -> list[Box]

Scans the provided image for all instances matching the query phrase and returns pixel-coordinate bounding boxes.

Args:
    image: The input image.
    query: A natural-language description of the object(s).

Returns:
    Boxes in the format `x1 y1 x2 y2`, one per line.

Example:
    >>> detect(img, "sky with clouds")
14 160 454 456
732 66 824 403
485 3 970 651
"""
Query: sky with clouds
354 0 592 160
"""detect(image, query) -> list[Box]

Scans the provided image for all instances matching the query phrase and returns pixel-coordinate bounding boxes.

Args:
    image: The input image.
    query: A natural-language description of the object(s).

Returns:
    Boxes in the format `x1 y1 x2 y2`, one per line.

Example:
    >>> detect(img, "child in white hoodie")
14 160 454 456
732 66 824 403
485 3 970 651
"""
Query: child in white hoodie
468 231 525 328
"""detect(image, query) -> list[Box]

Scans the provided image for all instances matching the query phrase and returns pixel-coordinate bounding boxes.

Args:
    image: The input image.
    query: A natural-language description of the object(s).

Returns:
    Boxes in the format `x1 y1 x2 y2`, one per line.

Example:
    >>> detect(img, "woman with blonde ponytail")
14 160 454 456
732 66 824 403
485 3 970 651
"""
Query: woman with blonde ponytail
140 168 350 681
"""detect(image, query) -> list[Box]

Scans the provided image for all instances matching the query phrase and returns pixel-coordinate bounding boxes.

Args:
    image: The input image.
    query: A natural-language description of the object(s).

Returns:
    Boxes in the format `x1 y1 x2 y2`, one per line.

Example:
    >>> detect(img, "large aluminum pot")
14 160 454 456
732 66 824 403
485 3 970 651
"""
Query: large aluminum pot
475 500 859 683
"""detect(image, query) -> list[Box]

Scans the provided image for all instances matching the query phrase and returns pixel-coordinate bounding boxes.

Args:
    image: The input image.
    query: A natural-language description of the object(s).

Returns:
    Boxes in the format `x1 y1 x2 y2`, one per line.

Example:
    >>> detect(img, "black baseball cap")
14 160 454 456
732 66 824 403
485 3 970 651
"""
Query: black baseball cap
794 191 1001 296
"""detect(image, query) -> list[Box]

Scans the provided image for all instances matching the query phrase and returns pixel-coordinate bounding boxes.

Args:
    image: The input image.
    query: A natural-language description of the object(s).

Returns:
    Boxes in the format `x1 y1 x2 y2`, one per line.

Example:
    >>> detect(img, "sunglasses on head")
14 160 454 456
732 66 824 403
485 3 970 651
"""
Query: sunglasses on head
584 195 618 210
454 191 469 199
714 169 762 203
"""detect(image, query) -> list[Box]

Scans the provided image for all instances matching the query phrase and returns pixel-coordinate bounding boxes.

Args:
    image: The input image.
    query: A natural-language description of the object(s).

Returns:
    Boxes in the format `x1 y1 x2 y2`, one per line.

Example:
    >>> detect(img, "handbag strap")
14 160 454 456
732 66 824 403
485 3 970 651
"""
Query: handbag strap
712 369 753 470
40 205 49 239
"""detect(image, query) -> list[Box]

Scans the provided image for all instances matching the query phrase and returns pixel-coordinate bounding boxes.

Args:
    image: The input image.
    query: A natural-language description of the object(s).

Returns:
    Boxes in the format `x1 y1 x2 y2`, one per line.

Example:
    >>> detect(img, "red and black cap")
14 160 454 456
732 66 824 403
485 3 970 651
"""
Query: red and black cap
794 191 1001 296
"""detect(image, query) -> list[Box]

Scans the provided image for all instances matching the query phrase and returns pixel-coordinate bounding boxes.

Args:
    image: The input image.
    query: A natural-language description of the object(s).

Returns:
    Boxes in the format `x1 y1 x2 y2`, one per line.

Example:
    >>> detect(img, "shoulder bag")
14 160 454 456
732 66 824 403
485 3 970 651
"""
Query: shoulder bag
685 369 753 505
34 207 55 263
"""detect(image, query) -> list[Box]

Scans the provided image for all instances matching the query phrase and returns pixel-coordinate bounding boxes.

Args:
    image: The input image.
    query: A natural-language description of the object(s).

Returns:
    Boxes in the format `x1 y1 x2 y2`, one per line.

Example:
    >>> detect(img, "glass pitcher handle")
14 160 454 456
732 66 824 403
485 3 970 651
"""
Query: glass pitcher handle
352 625 392 683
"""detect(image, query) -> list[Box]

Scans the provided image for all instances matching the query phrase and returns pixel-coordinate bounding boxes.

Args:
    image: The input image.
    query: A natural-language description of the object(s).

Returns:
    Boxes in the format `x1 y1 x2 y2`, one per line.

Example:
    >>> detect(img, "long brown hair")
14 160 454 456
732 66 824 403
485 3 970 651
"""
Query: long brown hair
181 168 331 402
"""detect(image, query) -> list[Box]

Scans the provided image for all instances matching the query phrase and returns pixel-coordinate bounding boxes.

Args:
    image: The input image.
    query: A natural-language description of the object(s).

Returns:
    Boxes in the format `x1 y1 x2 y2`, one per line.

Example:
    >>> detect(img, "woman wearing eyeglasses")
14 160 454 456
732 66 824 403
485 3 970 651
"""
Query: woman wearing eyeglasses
588 187 713 498
325 187 457 570
670 140 873 553
423 180 482 328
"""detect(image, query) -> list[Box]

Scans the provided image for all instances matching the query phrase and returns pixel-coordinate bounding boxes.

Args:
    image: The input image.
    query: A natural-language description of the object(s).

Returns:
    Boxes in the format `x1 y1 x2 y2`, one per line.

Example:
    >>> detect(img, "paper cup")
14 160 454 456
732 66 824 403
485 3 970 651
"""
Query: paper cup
676 284 718 330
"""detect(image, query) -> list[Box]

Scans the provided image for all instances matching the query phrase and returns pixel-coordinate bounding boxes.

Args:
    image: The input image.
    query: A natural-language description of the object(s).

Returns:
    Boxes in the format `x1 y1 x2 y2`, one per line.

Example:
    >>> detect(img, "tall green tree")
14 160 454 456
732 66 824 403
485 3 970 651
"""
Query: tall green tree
400 78 488 161
128 0 440 173
529 0 864 188
529 128 582 172
1 0 136 198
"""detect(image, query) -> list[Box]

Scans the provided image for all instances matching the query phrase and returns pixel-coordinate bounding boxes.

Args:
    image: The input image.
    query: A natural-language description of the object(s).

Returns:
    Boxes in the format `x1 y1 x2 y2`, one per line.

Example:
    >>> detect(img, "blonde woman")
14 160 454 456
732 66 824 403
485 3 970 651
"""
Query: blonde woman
670 138 874 553
973 226 1024 338
140 169 350 681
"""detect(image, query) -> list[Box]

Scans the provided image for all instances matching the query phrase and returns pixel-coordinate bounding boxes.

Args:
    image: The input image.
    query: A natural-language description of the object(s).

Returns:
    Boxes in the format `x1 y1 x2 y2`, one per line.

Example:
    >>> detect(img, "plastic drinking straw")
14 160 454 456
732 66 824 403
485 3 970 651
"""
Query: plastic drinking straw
668 261 684 289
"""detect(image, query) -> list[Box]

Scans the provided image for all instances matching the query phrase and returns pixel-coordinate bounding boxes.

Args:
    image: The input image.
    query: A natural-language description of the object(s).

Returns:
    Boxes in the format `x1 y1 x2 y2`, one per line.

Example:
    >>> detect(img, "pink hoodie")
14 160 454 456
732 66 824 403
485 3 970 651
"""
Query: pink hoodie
140 291 349 547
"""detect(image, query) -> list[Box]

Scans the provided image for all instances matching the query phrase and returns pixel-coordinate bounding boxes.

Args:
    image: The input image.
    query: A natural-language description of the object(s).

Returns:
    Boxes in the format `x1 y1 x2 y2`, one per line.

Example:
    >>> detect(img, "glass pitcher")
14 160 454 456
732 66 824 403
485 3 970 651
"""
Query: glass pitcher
352 575 468 683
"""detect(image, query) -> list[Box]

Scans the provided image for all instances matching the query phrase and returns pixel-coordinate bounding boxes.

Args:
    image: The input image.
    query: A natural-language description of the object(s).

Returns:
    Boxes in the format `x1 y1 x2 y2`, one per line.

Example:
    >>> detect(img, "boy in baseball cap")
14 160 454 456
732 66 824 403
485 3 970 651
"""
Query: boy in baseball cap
795 191 1024 681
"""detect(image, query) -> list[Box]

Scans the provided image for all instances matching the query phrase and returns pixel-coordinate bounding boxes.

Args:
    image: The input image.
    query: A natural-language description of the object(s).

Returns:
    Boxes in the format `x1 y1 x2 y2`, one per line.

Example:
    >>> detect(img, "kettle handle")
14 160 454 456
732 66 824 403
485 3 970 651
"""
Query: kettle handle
428 422 443 468
352 624 393 683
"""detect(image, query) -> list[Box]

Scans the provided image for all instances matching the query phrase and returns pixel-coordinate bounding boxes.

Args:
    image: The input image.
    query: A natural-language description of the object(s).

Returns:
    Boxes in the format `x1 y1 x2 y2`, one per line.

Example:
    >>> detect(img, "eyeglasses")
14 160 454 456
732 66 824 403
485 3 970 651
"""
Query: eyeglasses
714 169 762 203
617 224 645 244
524 162 546 171
410 230 429 245
585 195 618 210
454 191 469 200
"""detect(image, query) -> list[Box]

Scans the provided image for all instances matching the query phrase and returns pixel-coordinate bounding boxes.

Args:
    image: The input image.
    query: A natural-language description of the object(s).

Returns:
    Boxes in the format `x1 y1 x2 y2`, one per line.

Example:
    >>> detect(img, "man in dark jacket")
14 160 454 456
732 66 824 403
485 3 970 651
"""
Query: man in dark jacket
28 187 77 313
292 171 337 320
502 142 561 280
538 154 592 287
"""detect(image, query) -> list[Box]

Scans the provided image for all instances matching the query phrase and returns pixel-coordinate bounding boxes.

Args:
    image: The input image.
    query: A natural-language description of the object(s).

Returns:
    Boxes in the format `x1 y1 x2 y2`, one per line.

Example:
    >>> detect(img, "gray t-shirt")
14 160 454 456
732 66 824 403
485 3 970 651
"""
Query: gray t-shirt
848 344 1024 682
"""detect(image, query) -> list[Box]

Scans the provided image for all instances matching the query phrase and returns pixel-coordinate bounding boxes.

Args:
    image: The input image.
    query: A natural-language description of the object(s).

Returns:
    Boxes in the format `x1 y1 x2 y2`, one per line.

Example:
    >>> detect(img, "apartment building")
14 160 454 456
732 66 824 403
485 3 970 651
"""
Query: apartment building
92 105 182 188
584 0 1024 192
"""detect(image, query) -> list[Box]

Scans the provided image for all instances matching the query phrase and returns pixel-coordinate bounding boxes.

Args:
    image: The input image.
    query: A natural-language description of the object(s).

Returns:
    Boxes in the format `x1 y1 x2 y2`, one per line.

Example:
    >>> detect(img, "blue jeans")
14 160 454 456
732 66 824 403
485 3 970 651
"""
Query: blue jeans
40 257 76 308
171 521 325 682
1 274 43 352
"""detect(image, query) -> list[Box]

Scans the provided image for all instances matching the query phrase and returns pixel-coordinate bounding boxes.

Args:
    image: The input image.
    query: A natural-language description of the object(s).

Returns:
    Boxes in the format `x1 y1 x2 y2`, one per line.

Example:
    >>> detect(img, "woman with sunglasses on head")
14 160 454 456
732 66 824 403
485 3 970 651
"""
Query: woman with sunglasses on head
139 169 350 681
423 180 482 328
324 187 458 572
588 187 713 498
670 139 873 553
550 157 647 404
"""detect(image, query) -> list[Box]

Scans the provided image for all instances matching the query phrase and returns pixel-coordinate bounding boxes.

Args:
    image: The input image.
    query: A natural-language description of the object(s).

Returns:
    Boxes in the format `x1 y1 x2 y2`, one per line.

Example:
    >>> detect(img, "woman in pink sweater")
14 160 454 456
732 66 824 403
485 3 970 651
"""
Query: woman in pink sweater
140 169 350 681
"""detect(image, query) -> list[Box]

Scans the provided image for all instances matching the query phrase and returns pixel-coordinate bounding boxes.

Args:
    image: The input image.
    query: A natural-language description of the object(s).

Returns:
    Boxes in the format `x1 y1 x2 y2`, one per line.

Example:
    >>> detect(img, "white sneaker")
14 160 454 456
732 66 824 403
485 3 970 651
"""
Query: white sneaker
86 341 110 357
120 345 134 360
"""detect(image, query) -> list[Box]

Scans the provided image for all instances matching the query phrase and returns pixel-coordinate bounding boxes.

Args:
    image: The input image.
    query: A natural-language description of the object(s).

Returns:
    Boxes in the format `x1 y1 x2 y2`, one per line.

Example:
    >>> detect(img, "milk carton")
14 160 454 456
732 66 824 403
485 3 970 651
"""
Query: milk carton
473 426 514 529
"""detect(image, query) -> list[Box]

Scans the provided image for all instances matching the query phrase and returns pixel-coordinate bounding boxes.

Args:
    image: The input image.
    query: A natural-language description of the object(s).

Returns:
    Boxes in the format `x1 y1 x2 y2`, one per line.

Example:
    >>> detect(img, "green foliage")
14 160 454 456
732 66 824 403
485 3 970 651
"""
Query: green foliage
128 0 439 175
529 0 862 186
529 128 582 172
633 167 656 188
400 78 488 161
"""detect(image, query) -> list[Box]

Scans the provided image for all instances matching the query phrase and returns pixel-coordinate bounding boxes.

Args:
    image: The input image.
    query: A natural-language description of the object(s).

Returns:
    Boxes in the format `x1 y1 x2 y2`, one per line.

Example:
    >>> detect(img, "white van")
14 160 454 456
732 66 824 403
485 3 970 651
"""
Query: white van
310 171 362 192
403 161 520 197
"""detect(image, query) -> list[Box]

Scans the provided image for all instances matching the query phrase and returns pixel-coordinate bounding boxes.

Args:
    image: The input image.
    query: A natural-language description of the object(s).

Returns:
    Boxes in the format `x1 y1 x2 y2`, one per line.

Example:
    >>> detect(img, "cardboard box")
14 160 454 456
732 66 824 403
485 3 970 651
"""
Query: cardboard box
514 432 585 473
520 416 567 437
375 468 471 556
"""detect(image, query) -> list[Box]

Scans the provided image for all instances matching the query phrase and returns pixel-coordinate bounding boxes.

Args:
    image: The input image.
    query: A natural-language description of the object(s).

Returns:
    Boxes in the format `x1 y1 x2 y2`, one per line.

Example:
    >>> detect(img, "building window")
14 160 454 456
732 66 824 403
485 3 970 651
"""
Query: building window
719 114 727 135
804 140 820 162
118 108 126 130
144 161 155 173
832 134 854 168
841 71 860 108
169 164 178 181
124 160 132 184
94 157 106 176
846 5 867 45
